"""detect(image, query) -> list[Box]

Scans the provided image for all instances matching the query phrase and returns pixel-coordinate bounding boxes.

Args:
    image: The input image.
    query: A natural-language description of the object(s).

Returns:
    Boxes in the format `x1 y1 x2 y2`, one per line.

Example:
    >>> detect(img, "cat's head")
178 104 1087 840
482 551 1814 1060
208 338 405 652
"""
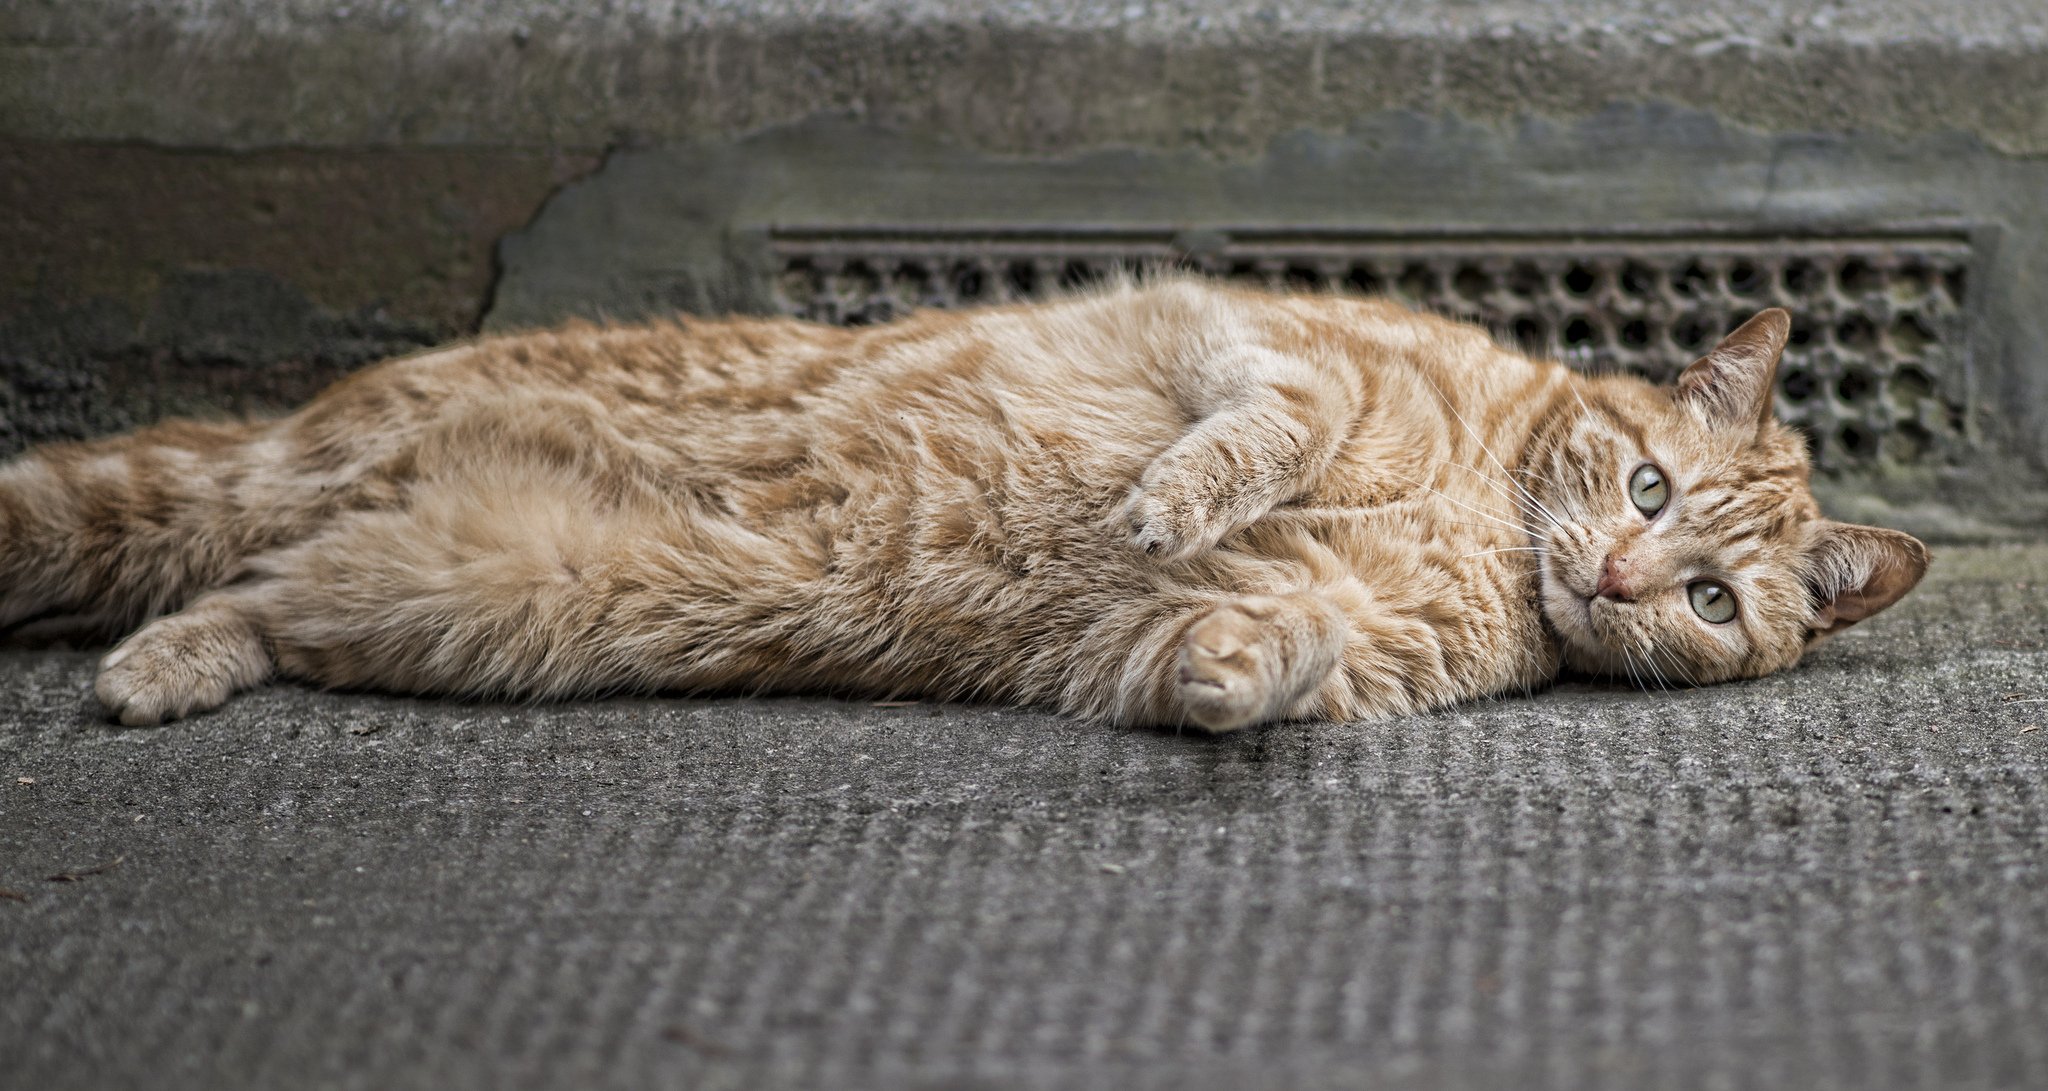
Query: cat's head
1525 309 1929 685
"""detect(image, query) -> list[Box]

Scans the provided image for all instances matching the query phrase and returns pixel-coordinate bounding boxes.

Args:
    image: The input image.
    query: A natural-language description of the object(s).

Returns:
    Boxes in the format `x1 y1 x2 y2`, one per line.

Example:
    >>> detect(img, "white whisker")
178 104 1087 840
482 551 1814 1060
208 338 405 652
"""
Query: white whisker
1642 642 1672 694
1627 646 1655 693
1386 471 1527 537
1428 456 1567 535
1415 370 1574 534
1649 643 1702 689
1439 519 1536 535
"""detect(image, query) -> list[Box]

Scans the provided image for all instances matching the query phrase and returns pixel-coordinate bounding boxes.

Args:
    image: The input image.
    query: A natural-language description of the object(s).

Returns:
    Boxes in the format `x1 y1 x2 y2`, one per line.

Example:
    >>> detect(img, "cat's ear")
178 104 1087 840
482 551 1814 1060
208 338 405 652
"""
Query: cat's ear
1675 308 1790 434
1802 521 1930 640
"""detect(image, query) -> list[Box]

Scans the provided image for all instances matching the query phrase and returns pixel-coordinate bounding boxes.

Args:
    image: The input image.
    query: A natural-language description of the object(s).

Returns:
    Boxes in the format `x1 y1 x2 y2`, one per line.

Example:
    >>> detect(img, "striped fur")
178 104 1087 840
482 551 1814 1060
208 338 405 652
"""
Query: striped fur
0 279 1927 729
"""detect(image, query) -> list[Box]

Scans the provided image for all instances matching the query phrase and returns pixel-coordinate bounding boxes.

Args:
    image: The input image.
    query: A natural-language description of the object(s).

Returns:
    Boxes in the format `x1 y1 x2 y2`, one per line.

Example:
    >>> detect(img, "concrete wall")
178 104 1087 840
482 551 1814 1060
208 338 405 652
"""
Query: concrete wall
4 1 2045 536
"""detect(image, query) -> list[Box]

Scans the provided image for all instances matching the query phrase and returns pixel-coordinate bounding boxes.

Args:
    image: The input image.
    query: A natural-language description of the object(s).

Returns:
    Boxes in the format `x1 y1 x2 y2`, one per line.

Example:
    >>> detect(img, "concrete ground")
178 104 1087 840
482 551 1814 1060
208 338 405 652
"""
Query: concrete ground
1 543 2043 1090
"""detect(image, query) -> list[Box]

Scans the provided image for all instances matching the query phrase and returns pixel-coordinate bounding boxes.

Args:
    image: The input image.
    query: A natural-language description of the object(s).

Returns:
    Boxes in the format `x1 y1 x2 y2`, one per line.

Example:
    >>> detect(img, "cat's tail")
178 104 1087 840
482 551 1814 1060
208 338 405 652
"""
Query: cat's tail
0 417 274 639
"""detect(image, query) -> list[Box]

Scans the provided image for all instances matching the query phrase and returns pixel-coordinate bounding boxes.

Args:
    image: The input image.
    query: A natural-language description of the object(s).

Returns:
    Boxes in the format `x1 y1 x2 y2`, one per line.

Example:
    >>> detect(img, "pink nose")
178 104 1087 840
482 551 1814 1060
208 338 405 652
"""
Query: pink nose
1595 554 1635 602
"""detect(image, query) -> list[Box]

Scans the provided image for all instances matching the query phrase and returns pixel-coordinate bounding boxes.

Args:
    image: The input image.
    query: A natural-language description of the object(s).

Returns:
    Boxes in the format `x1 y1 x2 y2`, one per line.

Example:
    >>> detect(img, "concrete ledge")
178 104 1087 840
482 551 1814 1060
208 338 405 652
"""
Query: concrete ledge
5 1 2048 155
0 141 595 451
0 142 595 333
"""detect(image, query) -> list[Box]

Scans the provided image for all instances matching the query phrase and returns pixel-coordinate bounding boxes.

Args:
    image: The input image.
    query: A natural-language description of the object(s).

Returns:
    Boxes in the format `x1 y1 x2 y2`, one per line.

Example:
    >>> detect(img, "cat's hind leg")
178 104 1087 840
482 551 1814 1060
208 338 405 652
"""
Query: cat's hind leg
94 589 273 726
1167 591 1348 732
240 447 820 704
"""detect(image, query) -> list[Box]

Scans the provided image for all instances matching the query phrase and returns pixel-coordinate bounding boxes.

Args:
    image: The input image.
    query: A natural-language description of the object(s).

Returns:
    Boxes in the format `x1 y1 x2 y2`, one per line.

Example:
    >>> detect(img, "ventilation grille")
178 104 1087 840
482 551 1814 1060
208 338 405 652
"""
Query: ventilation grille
767 230 1972 470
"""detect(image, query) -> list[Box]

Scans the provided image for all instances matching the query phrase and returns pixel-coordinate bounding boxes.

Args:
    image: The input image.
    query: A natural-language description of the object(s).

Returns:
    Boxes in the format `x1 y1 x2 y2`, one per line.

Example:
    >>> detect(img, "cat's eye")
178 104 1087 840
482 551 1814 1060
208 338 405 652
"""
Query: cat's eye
1628 463 1669 517
1689 580 1737 624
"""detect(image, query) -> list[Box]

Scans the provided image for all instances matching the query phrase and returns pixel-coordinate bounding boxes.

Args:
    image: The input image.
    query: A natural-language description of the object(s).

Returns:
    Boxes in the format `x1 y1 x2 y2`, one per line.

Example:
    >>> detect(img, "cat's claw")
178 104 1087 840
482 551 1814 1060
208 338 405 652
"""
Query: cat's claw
1121 485 1226 564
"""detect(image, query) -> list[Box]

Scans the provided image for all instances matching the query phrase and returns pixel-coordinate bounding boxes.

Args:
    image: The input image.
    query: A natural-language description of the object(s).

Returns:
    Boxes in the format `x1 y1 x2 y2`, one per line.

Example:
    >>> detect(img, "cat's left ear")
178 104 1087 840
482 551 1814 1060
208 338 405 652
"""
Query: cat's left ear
1675 308 1791 434
1802 521 1930 641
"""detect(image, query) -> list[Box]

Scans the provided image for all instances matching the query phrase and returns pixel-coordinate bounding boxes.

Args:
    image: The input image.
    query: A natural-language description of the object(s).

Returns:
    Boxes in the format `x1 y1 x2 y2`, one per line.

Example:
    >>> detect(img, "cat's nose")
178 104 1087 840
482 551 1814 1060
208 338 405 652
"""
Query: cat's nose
1595 553 1635 602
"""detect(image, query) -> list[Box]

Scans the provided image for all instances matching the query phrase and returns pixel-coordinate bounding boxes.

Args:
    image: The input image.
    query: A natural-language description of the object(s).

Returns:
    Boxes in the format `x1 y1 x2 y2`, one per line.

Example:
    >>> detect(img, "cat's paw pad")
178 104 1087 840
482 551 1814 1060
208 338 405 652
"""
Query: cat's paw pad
94 615 267 727
1176 606 1278 732
1121 484 1224 564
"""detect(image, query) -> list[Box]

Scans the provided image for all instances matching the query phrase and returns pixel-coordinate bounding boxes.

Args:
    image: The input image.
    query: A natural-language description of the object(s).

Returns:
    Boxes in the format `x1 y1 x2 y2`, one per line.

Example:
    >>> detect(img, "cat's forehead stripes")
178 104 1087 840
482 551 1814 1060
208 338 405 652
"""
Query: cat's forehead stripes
1569 396 1650 452
1675 475 1805 534
1669 439 1816 539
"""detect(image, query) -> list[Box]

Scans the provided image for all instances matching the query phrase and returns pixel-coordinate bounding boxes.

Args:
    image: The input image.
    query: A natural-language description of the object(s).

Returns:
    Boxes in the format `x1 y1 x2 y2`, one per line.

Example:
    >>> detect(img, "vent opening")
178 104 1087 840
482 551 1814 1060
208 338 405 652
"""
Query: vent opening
765 230 1972 470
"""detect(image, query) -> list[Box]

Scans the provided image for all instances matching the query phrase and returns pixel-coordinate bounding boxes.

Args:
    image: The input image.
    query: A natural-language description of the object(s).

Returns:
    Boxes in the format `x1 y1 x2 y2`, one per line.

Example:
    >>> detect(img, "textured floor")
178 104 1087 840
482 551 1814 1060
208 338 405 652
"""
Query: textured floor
2 544 2044 1090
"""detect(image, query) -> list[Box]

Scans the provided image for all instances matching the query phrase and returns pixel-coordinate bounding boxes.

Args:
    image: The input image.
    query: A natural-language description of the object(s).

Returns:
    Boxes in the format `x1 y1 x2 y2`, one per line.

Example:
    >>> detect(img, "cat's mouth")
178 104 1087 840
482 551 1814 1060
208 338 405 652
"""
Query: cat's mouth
1539 552 1704 683
1544 570 1597 633
1535 551 1608 660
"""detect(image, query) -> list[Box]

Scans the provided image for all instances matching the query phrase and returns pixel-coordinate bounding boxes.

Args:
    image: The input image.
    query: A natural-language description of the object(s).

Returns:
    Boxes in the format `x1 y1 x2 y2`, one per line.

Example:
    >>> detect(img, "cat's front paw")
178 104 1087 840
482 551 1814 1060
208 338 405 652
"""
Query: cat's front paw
1176 603 1284 732
1120 479 1229 564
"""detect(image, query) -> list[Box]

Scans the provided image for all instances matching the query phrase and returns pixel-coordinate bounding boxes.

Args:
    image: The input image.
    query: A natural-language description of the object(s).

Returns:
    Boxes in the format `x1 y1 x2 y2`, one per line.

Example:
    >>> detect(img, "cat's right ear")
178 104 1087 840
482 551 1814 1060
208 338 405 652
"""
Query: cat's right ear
1801 521 1931 642
1674 308 1791 435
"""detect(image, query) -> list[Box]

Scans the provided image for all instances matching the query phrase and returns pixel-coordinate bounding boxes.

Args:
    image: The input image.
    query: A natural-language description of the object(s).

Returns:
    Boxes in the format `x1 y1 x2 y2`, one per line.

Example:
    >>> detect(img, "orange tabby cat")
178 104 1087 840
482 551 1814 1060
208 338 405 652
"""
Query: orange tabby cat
0 278 1927 729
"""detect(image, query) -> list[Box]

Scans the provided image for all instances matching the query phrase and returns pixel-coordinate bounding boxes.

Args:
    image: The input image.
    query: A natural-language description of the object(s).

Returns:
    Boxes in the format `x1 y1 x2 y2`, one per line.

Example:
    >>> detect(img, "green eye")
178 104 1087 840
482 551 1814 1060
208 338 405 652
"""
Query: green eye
1628 463 1669 517
1689 580 1737 624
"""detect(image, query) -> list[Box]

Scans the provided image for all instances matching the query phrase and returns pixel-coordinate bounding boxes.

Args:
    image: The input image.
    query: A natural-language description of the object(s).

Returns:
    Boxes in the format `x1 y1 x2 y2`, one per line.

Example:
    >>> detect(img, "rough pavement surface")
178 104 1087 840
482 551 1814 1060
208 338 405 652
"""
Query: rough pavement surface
2 544 2044 1090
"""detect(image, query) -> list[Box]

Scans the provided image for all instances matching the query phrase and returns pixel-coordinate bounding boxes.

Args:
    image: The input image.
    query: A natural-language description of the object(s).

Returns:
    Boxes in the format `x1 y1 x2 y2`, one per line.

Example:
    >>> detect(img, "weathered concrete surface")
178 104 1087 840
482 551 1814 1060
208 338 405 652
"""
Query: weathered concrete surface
6 1 2048 156
2 544 2045 1090
0 142 596 450
0 142 597 334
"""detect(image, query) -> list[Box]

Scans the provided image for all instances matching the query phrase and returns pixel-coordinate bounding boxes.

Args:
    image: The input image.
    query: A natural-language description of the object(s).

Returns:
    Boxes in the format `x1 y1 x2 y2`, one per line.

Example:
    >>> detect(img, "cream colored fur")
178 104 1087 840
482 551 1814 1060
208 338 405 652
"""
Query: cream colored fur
0 279 1928 729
